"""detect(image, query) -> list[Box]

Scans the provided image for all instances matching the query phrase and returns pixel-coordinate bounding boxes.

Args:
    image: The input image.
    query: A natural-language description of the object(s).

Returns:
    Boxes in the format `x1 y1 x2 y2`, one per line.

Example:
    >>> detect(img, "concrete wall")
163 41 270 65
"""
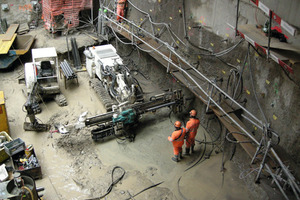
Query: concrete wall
125 0 300 175
0 0 34 25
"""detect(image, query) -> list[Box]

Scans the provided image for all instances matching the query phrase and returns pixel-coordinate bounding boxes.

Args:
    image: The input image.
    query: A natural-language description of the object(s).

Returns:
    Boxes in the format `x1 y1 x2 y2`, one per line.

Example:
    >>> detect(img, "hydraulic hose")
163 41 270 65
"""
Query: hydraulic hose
109 73 120 98
100 64 111 76
86 166 126 200
22 186 34 200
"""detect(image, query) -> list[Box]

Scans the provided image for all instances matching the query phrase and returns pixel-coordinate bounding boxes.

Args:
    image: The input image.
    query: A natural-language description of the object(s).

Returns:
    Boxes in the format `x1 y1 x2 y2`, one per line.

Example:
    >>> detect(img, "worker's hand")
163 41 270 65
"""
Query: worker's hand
168 136 173 142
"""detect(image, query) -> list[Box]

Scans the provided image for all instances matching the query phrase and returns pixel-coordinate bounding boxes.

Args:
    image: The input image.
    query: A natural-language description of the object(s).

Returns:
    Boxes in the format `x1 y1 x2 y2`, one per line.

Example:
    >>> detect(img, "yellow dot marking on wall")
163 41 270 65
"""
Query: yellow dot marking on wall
253 125 257 131
150 9 152 12
157 28 160 31
169 17 173 20
158 0 161 3
176 40 180 44
237 59 241 63
273 114 277 120
188 26 191 30
255 52 259 57
266 80 270 84
210 43 214 47
140 18 143 21
226 33 229 37
246 90 250 95
179 9 181 13
222 70 226 74
198 55 201 59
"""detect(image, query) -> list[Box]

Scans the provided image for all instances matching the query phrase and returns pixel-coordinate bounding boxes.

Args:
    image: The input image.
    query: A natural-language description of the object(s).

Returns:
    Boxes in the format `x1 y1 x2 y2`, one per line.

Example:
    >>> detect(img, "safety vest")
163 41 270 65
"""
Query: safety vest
186 118 200 135
169 128 186 142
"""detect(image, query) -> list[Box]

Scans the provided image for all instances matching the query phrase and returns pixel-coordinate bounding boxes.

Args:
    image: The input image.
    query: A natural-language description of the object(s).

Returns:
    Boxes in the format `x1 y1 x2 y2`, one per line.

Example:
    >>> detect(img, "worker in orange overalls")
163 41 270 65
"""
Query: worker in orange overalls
168 121 186 162
116 0 127 22
185 110 200 155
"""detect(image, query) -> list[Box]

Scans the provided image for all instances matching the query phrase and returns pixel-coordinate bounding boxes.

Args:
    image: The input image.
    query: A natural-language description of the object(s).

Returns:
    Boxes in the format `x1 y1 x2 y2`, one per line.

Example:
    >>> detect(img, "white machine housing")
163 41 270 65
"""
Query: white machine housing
25 47 60 95
84 44 135 103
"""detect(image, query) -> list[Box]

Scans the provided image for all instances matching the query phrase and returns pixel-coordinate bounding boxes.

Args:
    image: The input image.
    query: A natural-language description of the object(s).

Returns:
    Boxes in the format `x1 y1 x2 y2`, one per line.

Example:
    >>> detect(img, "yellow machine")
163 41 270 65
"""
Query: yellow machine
0 91 9 134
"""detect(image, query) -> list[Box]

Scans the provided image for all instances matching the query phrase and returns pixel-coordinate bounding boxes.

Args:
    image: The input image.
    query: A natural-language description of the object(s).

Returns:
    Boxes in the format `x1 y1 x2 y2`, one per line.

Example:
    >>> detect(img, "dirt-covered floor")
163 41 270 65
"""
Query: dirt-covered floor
0 29 254 200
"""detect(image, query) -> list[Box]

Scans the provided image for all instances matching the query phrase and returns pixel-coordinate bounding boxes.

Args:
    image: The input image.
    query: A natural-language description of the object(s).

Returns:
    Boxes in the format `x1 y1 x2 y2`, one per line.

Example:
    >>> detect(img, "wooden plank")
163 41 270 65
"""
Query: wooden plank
2 24 19 41
0 34 17 54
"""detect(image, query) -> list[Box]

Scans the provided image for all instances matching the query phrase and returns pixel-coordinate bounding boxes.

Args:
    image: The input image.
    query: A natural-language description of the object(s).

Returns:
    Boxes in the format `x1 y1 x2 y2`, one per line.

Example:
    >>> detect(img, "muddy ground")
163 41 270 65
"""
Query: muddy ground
0 29 255 200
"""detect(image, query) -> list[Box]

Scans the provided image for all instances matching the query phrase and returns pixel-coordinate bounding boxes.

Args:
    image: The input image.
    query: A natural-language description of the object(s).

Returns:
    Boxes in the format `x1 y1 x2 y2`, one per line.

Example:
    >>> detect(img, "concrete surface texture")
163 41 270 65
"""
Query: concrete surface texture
0 0 33 25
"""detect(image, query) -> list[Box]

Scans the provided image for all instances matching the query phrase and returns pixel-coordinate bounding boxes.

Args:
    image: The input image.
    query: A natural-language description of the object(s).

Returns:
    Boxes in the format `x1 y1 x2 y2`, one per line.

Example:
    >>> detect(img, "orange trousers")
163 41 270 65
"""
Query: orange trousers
186 136 195 148
172 142 184 155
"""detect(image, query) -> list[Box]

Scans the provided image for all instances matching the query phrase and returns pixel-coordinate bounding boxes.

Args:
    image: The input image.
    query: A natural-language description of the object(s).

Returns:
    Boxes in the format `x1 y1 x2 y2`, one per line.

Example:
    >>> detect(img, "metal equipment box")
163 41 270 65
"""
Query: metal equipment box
4 138 25 157
0 91 9 134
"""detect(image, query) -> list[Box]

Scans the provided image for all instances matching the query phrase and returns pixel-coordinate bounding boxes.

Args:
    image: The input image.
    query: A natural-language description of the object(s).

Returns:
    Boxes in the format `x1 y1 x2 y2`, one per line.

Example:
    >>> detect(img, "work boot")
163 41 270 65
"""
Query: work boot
179 152 183 159
172 155 179 162
184 148 190 155
191 146 195 154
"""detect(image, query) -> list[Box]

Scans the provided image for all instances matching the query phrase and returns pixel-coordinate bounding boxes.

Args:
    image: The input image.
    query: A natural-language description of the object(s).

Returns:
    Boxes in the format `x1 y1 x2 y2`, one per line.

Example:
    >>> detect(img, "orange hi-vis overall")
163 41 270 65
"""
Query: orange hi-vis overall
168 128 186 155
186 118 200 148
117 0 126 21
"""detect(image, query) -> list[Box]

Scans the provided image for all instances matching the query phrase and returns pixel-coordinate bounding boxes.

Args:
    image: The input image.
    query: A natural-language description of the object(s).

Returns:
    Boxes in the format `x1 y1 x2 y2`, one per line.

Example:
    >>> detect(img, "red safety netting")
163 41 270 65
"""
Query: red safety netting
42 0 92 31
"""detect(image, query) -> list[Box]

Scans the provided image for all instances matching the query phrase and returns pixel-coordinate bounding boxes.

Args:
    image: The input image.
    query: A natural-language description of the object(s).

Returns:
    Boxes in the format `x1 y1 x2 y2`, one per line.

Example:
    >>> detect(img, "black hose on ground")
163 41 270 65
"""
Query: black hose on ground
195 116 223 145
86 166 126 200
177 131 207 199
184 131 207 172
125 181 164 200
230 143 237 161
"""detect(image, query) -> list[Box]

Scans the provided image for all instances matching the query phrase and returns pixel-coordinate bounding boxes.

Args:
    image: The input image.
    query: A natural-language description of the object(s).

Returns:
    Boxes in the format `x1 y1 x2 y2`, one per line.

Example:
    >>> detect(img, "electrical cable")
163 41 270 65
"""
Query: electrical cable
127 0 187 47
177 131 207 199
280 64 300 89
229 143 237 161
225 131 253 144
177 176 188 200
248 45 268 124
184 131 207 172
220 132 226 188
182 0 244 58
124 181 164 200
226 68 244 100
197 116 223 145
86 166 126 200
232 45 248 100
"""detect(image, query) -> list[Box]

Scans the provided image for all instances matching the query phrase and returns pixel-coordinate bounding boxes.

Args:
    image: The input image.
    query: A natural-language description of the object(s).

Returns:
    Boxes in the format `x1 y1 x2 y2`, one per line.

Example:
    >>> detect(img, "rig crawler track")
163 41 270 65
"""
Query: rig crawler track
90 79 117 112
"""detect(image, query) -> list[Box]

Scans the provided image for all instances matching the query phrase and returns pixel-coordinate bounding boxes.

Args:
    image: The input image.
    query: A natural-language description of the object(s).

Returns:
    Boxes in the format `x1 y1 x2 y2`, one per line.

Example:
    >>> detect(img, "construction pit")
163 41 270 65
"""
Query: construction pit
1 0 300 200
0 32 255 199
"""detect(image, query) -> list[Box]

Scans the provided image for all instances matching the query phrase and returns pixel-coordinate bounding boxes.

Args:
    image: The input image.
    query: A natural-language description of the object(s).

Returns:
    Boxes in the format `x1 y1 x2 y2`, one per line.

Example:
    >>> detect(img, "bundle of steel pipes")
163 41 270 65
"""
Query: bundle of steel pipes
60 60 77 80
